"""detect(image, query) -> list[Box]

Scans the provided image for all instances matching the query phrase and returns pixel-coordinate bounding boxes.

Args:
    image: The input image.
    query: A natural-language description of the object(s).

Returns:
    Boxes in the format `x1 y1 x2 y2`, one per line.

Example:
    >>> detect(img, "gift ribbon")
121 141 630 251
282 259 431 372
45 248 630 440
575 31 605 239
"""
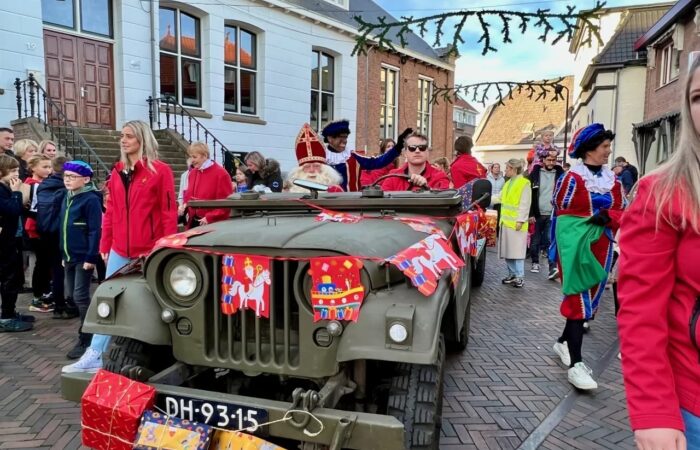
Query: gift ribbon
106 379 136 449
80 421 136 447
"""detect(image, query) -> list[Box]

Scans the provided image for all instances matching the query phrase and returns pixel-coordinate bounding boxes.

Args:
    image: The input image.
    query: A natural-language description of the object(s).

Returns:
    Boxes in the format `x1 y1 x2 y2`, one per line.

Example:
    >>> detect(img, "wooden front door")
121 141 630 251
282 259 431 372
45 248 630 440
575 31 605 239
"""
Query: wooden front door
43 29 115 129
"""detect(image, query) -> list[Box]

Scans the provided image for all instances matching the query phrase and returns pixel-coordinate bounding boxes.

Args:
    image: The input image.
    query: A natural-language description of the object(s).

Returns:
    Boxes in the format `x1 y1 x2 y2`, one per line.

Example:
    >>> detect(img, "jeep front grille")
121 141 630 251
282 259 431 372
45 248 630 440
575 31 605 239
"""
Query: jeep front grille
204 258 301 370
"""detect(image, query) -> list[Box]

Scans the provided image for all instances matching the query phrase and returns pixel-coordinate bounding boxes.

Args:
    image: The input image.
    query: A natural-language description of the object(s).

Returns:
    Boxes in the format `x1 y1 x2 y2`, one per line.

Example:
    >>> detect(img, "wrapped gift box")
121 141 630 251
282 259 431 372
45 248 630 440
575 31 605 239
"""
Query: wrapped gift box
81 369 156 450
134 410 213 450
211 429 286 450
481 209 498 247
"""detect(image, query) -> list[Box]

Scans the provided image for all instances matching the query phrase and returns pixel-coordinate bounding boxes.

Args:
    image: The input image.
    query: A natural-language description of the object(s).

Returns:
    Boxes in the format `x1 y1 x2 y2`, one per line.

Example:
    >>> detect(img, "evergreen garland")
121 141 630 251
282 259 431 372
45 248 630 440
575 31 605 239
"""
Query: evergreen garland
434 78 569 106
352 2 605 56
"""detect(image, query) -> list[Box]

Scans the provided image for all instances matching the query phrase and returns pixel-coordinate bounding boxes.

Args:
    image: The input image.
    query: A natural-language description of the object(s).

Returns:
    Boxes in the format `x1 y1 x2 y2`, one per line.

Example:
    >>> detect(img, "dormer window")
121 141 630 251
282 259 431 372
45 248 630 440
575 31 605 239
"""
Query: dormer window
321 0 349 10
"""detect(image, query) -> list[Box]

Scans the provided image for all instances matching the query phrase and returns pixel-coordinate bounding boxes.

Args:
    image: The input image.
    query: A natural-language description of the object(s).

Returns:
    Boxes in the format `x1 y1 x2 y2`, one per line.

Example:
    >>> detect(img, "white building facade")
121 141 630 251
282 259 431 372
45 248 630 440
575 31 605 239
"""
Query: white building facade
0 0 359 169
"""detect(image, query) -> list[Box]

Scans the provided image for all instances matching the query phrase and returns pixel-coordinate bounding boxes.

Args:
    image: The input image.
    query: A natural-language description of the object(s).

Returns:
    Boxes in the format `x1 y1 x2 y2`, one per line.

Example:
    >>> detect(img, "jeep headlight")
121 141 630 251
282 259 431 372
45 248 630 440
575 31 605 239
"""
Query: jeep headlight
170 264 197 297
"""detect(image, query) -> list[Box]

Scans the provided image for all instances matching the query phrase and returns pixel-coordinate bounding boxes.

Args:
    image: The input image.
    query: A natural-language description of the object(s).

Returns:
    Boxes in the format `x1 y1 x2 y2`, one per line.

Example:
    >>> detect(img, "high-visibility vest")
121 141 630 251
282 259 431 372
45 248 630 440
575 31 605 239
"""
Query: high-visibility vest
500 175 530 232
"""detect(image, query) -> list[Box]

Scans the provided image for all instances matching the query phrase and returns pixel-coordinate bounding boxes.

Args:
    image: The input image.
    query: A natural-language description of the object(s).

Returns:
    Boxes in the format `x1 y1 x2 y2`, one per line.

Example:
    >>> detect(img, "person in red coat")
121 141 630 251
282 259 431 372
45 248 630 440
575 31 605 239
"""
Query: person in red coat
63 120 177 374
617 57 700 450
450 136 487 189
183 142 233 228
381 133 450 191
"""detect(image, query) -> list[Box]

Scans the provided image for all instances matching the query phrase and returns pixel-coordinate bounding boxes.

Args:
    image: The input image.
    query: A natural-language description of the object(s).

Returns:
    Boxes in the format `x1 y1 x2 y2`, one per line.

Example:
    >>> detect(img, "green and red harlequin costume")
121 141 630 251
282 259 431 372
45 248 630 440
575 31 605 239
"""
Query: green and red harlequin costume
552 168 625 320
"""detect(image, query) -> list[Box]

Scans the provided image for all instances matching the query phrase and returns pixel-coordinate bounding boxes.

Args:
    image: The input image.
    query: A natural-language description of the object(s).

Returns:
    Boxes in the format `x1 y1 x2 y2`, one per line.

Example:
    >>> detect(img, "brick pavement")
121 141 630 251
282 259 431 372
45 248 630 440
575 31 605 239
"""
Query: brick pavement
0 249 634 449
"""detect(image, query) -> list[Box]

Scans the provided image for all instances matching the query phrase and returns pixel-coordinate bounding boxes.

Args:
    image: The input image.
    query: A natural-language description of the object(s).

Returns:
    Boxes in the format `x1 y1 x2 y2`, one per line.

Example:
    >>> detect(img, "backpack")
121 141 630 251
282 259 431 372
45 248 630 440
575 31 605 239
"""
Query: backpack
36 179 66 235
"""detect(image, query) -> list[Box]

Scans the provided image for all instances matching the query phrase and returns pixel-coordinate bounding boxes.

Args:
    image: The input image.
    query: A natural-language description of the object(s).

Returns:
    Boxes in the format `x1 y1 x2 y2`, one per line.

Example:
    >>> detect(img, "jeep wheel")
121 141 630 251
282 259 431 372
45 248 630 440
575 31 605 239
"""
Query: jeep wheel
387 337 445 450
448 300 471 352
472 248 486 288
104 336 170 381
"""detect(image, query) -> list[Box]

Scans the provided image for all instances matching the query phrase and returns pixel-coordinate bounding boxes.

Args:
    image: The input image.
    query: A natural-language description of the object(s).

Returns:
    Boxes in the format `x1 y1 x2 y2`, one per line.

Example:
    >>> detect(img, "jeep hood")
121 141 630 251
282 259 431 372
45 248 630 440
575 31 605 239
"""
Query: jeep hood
184 215 452 258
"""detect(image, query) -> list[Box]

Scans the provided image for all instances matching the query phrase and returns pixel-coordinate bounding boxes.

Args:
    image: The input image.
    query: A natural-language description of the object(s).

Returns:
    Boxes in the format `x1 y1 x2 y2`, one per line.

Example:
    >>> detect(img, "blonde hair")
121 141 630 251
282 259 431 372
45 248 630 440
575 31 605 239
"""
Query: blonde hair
39 140 58 155
244 151 266 170
27 154 51 169
506 158 526 175
14 139 38 159
121 120 159 171
648 57 700 232
433 157 450 172
188 142 210 159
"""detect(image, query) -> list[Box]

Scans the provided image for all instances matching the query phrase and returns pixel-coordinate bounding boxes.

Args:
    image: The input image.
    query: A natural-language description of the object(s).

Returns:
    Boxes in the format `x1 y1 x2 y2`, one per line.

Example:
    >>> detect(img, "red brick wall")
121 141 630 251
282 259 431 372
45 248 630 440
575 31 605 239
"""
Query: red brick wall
356 50 454 161
643 14 700 121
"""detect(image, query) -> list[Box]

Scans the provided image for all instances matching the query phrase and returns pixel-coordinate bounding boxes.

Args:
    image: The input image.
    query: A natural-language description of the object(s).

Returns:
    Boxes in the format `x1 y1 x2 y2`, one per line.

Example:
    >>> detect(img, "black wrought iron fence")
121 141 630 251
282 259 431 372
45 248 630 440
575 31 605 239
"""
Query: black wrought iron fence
14 73 110 181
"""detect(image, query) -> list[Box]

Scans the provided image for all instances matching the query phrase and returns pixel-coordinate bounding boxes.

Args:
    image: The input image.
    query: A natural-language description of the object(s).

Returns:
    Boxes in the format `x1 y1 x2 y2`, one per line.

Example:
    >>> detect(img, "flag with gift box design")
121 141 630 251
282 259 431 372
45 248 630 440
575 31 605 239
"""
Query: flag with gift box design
81 369 156 450
387 234 465 296
482 209 498 247
133 410 213 450
220 255 272 318
154 227 212 251
308 257 365 322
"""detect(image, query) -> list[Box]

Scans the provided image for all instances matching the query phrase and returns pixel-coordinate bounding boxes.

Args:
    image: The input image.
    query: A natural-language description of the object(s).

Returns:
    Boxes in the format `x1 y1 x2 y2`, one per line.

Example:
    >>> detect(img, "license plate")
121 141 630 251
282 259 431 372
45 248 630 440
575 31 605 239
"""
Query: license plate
157 394 268 433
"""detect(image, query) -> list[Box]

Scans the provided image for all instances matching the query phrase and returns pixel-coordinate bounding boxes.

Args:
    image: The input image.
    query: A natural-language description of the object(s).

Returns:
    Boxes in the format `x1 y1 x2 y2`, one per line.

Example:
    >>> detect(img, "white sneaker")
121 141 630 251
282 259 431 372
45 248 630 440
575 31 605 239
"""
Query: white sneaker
62 348 102 373
530 263 540 273
553 341 571 366
568 362 597 390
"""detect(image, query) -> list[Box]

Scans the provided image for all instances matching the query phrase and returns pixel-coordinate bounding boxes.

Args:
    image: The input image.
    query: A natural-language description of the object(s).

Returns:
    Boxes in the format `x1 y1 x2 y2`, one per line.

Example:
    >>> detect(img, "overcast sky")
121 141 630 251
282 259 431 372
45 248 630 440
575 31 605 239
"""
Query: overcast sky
373 0 667 112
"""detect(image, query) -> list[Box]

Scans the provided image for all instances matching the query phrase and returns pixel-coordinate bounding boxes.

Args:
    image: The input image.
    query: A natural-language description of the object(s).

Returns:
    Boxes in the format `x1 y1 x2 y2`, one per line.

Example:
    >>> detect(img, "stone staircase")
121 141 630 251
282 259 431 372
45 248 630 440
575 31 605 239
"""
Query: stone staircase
72 127 189 190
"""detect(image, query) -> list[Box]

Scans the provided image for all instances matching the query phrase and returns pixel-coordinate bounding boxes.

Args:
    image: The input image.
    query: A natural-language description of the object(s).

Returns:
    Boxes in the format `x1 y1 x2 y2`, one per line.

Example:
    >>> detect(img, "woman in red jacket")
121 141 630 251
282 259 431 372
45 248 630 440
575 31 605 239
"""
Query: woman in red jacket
183 142 233 228
63 120 177 374
617 57 700 449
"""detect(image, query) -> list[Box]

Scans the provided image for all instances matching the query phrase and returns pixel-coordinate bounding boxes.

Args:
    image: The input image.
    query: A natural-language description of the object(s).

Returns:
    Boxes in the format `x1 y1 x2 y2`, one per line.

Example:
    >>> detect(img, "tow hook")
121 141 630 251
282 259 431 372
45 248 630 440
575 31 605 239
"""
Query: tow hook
288 387 320 430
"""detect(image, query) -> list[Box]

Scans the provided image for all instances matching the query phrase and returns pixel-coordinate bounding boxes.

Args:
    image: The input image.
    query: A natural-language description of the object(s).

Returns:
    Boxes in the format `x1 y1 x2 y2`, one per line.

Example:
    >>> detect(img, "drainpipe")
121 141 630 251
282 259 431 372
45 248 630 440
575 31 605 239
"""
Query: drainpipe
610 69 619 160
363 47 372 152
150 0 158 99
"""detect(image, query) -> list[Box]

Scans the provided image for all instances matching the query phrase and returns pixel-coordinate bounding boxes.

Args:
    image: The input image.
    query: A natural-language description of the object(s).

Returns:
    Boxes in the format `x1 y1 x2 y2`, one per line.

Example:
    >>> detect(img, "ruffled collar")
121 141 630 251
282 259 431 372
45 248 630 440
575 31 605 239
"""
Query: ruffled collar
570 162 615 194
325 147 352 165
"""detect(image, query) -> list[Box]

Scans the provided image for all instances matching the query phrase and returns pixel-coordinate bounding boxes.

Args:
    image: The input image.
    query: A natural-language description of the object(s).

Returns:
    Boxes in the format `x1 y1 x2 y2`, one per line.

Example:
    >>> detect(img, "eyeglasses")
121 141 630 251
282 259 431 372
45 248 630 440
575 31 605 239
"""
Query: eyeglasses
407 145 429 152
63 174 84 180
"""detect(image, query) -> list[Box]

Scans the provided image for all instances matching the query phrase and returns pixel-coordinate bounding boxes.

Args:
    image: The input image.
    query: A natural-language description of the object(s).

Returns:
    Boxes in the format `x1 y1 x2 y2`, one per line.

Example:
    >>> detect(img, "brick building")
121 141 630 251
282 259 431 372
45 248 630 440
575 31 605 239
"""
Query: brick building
355 46 456 160
633 0 700 173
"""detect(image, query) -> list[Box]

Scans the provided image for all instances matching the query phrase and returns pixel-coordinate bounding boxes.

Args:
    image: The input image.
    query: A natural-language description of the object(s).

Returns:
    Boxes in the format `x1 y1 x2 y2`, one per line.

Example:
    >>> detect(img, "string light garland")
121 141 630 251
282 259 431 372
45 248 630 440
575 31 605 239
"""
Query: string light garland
433 77 568 106
352 2 605 56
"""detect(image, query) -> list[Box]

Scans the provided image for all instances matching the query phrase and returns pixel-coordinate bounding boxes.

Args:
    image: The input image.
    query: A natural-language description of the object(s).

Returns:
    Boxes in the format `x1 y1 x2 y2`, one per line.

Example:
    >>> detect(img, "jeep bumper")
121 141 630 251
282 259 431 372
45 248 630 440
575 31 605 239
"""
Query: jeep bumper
62 373 405 450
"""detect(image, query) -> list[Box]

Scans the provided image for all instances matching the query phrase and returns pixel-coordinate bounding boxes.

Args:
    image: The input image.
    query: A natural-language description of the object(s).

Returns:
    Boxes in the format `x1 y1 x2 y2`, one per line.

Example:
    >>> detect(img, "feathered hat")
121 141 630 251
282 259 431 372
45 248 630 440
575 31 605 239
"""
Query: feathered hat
568 123 615 159
295 124 327 166
321 119 351 142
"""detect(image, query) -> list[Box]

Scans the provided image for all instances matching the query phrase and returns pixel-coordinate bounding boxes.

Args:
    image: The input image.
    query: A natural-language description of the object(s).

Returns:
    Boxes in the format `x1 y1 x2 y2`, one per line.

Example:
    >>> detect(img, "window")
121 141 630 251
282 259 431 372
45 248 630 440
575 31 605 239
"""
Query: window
159 7 202 107
659 42 680 86
310 50 335 132
417 78 432 138
224 25 257 115
42 0 112 37
380 66 399 140
322 0 349 8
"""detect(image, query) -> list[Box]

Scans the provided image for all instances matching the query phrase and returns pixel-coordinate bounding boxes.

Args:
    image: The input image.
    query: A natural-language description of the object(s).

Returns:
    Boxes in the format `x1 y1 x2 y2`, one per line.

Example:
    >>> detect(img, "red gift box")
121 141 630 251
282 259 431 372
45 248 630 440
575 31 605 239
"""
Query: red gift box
81 369 156 450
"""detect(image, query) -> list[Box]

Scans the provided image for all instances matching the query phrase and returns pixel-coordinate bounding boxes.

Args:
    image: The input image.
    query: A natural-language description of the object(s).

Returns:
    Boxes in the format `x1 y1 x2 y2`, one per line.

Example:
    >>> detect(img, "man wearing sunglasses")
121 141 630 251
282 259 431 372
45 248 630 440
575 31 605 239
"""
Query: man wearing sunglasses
380 133 450 191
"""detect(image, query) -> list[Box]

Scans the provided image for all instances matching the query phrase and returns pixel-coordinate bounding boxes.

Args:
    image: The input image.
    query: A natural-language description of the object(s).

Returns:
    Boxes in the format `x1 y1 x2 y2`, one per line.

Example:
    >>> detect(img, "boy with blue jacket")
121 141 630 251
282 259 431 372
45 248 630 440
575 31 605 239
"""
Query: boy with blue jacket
60 161 102 360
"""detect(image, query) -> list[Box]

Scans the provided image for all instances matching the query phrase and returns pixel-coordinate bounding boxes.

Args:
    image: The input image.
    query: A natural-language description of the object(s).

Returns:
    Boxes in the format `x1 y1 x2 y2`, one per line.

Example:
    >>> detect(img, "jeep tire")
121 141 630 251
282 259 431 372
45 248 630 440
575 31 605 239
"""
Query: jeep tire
387 336 445 450
472 247 486 288
448 299 471 352
104 336 165 381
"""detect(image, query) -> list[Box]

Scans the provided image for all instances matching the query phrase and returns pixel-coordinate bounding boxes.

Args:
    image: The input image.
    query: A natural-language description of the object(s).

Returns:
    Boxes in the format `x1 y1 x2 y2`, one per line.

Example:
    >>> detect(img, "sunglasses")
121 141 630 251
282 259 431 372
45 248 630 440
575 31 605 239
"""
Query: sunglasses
407 145 428 152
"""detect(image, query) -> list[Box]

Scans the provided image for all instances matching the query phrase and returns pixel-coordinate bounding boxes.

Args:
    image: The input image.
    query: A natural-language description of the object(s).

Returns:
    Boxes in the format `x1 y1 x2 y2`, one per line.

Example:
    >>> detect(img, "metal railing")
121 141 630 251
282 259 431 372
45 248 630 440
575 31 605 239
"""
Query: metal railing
14 73 110 181
147 95 245 169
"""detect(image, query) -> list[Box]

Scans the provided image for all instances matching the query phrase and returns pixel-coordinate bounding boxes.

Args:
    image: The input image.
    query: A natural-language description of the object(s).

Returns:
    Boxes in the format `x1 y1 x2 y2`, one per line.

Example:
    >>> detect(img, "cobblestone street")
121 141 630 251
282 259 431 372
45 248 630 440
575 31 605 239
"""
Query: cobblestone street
0 248 632 450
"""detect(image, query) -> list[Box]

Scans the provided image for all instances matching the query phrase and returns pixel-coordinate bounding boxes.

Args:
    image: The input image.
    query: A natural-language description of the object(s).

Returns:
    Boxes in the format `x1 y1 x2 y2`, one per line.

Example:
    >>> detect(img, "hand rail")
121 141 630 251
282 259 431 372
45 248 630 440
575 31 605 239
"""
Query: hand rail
147 95 245 168
14 73 110 181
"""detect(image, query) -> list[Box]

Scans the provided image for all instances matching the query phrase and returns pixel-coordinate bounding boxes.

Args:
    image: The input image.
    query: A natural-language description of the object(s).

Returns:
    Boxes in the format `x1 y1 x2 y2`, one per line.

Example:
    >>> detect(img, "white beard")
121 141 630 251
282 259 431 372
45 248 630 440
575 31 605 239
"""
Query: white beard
286 164 343 193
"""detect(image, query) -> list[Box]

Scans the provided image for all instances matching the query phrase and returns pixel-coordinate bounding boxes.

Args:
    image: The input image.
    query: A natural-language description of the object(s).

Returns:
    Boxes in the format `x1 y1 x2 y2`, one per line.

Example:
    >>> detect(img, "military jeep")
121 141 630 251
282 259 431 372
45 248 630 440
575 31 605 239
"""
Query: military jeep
61 181 489 450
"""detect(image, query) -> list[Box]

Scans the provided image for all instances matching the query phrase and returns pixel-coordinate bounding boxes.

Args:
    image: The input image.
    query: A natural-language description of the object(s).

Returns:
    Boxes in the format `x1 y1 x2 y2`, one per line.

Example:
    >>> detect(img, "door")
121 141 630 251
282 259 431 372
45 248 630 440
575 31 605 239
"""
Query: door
43 29 115 129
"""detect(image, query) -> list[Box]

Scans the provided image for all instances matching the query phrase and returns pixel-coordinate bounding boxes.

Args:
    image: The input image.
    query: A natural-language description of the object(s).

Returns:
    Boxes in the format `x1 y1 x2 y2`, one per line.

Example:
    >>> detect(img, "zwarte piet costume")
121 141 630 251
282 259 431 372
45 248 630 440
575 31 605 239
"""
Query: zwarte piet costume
322 120 400 191
552 124 625 320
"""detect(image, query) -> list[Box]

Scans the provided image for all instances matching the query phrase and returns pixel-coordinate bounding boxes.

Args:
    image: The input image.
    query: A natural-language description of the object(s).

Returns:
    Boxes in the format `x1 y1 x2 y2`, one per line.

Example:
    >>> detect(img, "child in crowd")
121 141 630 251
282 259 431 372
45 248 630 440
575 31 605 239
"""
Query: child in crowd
24 155 54 312
60 161 102 360
0 155 34 332
36 156 78 319
234 166 248 193
529 130 561 172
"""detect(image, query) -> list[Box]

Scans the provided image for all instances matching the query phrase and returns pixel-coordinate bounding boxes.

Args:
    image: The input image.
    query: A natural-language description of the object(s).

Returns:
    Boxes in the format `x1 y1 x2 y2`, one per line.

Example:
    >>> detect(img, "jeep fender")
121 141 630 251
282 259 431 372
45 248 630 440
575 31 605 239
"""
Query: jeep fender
335 278 450 366
82 276 171 346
